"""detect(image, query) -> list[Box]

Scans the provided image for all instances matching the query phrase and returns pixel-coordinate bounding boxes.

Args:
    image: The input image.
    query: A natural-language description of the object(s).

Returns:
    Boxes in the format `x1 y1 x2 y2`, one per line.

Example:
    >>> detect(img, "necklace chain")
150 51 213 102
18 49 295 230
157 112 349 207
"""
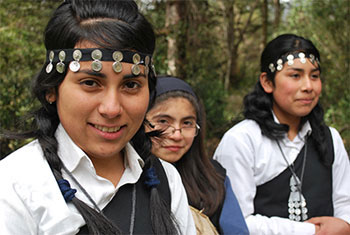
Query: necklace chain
276 134 309 221
276 140 307 193
62 164 102 212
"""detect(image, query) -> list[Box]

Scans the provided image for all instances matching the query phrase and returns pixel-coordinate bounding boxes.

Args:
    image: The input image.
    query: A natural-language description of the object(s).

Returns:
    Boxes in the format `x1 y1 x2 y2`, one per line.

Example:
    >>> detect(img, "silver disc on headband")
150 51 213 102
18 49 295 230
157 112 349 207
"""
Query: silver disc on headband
46 63 53 73
112 61 122 73
91 60 102 72
49 51 54 61
69 61 80 72
132 53 141 64
309 54 315 64
46 51 55 73
56 62 65 73
113 51 123 62
91 49 102 60
145 56 150 66
58 50 66 61
131 64 140 76
73 49 82 61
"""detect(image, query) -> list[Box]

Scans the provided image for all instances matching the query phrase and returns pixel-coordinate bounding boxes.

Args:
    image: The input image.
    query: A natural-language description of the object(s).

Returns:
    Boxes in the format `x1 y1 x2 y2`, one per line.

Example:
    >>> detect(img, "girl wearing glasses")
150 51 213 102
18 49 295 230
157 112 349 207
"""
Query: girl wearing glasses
145 76 248 234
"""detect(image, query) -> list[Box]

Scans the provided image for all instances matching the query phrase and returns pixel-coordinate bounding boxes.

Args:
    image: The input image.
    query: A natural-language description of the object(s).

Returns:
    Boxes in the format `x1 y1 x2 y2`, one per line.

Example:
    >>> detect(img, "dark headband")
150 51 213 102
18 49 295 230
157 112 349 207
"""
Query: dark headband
45 48 154 75
156 76 197 99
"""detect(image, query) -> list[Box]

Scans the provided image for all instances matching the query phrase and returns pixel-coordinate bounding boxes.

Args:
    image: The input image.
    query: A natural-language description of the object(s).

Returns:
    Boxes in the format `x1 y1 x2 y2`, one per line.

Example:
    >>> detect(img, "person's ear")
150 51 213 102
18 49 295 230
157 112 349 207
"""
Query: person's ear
259 72 274 93
45 88 57 104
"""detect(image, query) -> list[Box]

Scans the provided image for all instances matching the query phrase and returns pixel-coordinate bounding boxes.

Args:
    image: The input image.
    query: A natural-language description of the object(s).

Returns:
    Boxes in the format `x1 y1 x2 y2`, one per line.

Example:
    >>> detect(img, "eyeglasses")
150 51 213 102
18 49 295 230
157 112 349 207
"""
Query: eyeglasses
146 120 200 137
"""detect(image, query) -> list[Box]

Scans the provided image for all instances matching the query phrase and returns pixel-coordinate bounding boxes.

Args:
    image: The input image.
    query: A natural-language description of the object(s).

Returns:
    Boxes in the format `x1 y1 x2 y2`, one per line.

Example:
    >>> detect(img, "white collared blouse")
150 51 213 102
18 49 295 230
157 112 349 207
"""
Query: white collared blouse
214 119 350 235
0 124 195 235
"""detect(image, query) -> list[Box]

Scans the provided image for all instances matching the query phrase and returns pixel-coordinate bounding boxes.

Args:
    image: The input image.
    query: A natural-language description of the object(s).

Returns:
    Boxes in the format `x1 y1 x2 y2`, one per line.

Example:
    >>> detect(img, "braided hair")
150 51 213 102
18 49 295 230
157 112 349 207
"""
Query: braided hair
5 0 178 234
244 34 331 166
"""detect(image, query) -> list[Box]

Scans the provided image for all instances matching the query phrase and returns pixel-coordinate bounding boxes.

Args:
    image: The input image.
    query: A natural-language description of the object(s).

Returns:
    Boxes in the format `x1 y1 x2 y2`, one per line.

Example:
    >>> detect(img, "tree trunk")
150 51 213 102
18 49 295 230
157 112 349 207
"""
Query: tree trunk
224 0 259 90
274 0 281 29
262 0 268 48
224 0 234 90
165 0 186 76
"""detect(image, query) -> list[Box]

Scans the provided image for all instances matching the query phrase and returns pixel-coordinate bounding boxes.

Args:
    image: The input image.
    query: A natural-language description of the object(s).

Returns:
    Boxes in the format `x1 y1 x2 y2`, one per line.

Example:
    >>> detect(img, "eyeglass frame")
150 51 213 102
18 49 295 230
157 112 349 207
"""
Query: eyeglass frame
145 119 201 137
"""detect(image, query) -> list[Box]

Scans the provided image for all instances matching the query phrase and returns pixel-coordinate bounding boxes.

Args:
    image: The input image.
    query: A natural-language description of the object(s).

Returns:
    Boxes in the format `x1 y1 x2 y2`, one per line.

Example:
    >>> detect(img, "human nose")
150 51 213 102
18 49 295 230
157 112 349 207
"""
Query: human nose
301 76 313 92
168 125 183 141
98 89 123 119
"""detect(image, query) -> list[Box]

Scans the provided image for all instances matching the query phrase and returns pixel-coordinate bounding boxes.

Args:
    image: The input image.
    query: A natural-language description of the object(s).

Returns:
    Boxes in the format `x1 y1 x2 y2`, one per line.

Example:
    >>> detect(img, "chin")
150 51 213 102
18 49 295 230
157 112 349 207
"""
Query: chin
159 154 182 164
298 110 313 117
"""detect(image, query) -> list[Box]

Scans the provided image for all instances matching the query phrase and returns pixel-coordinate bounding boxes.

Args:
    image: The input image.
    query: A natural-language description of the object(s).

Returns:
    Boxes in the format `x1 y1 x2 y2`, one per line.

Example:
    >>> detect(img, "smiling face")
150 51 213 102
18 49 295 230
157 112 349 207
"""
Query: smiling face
52 45 149 162
261 58 322 126
146 97 197 163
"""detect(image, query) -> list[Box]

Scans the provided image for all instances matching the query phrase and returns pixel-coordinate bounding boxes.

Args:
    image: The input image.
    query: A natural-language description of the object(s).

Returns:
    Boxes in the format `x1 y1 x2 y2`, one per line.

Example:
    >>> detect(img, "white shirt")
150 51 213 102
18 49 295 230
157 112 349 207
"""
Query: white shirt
0 124 195 235
213 119 350 235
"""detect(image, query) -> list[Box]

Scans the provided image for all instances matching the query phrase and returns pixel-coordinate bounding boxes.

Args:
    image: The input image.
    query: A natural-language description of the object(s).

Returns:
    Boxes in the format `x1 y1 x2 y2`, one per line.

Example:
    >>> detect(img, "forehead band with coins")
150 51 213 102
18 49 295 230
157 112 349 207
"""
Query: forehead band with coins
268 52 320 73
45 48 154 76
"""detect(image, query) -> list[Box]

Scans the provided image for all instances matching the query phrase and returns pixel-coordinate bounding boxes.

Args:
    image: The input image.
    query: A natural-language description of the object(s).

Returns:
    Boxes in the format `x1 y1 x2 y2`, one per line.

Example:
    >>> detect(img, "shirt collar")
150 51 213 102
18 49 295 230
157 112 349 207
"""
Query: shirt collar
272 111 312 141
120 143 145 186
124 143 144 168
298 120 312 140
55 123 89 172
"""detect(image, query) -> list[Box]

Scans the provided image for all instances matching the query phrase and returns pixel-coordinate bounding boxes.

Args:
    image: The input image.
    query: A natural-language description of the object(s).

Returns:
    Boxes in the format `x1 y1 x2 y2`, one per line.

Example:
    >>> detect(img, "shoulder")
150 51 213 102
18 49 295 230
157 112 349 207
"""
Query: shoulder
215 119 263 153
0 140 46 178
0 140 58 201
221 119 262 141
0 140 81 234
328 126 344 144
159 159 182 184
328 126 349 160
159 159 188 197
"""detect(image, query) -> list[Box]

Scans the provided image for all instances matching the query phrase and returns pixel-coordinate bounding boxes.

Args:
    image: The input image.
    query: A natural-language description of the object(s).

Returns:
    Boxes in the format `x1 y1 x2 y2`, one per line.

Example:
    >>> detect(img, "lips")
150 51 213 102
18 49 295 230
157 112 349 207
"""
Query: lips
93 124 121 133
164 145 183 152
297 98 314 104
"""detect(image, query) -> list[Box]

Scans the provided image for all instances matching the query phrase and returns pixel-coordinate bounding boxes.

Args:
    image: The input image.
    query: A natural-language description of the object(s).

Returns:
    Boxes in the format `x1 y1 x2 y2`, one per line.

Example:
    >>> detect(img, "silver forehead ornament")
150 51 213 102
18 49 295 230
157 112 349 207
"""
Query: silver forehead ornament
45 48 153 75
268 52 319 73
56 50 66 74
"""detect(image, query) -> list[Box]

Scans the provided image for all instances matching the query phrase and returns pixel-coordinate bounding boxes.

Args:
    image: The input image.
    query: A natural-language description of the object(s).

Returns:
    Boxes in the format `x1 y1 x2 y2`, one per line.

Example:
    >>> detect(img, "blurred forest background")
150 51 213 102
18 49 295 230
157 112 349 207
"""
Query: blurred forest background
0 0 349 158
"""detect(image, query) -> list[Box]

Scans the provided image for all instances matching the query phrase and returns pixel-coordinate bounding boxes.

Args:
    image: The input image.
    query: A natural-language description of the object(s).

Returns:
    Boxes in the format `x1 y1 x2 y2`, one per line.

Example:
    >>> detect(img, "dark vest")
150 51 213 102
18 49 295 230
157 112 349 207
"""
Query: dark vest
78 158 171 234
253 129 334 219
209 159 226 230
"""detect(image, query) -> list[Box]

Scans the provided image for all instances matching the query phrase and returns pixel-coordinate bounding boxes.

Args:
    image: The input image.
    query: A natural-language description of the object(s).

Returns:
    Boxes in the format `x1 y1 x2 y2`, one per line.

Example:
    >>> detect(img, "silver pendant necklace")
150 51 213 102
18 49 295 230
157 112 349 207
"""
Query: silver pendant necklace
276 139 308 221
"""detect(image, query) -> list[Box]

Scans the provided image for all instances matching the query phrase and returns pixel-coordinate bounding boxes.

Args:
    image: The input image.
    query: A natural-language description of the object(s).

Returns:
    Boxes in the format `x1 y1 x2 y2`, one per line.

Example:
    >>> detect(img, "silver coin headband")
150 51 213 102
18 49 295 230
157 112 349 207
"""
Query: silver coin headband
45 48 154 76
268 52 320 73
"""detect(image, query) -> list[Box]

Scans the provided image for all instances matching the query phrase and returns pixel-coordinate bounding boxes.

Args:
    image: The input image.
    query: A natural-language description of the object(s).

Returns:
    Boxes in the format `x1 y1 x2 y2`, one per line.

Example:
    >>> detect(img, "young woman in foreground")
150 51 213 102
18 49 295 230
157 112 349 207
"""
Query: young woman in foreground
0 1 195 234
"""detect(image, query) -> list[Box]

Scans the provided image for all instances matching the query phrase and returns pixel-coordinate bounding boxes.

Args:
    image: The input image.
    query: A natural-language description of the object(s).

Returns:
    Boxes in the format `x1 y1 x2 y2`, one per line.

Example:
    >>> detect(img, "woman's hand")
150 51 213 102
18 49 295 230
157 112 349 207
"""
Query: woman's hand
306 216 350 235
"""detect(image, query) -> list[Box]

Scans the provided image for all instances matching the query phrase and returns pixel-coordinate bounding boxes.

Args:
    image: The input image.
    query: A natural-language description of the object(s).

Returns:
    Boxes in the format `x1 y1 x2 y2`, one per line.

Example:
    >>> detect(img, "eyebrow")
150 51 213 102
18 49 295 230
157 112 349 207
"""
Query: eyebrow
152 114 173 120
287 67 320 72
77 69 146 79
79 69 106 78
152 114 196 120
123 73 147 79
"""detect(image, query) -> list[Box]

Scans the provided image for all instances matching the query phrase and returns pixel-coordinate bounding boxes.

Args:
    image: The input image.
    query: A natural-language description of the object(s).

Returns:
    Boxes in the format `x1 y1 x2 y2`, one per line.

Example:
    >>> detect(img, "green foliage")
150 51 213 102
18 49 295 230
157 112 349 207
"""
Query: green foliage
280 0 350 152
0 0 348 157
0 0 59 157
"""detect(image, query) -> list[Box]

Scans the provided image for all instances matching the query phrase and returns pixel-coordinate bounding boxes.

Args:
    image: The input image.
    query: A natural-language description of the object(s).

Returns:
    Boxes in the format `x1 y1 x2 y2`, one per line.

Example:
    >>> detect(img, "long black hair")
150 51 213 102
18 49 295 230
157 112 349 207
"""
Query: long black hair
150 79 225 217
5 0 178 234
243 33 331 166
